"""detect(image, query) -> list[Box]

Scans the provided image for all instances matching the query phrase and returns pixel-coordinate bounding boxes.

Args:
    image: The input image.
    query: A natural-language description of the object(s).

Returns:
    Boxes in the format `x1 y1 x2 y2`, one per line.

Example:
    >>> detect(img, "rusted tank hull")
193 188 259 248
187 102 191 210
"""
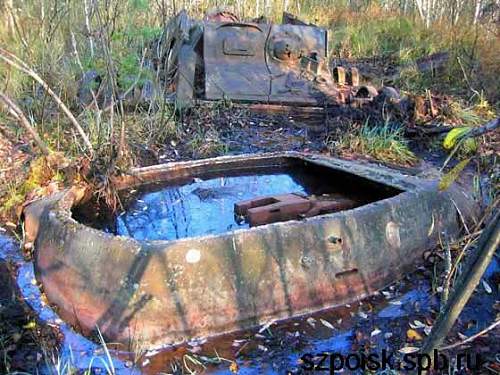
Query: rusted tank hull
24 153 476 348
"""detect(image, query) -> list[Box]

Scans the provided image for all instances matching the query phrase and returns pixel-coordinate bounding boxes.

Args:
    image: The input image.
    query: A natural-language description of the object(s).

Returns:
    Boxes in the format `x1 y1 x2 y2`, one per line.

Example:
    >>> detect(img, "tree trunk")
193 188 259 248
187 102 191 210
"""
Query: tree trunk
473 0 483 24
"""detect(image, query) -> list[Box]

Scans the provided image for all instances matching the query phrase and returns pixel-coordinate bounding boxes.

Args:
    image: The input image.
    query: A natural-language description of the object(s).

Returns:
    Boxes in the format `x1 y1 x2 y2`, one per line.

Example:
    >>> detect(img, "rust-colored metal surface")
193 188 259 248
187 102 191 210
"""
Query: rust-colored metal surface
203 20 340 105
204 22 271 101
23 153 477 348
152 10 401 110
235 193 358 226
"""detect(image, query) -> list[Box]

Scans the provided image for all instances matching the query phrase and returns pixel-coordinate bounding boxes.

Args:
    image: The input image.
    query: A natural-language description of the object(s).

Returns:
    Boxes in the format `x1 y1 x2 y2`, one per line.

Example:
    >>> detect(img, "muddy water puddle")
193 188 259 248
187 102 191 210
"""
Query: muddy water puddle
93 167 378 241
111 173 310 241
1 232 498 374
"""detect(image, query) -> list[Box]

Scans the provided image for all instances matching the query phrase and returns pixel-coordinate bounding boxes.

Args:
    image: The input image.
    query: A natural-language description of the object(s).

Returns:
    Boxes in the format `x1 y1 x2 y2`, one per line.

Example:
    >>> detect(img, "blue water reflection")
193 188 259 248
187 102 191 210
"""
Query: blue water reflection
115 174 307 241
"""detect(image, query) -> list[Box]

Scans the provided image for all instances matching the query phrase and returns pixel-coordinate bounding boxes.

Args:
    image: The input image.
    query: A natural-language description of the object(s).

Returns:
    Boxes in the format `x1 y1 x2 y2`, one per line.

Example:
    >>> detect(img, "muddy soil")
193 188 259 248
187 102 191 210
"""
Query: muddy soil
0 234 60 374
145 105 329 165
0 128 32 223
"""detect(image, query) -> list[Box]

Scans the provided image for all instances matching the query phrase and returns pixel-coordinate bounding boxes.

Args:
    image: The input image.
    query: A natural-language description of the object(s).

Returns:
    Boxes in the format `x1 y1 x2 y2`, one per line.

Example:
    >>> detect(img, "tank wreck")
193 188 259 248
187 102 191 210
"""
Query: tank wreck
148 10 401 114
22 152 476 347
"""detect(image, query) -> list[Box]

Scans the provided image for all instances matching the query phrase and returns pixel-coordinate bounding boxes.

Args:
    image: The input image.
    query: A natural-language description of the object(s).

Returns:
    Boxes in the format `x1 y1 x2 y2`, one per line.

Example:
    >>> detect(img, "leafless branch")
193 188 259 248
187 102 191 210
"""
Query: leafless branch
440 319 500 350
0 48 94 156
0 90 50 156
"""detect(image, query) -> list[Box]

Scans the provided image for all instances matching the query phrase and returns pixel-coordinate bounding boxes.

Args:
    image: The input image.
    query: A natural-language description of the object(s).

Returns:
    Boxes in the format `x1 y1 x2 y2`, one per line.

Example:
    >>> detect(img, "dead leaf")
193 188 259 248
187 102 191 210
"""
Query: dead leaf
229 361 239 373
23 321 36 329
407 329 423 341
320 318 335 330
410 320 426 329
188 346 202 354
145 349 160 357
371 328 381 337
258 320 276 333
358 311 368 319
399 346 419 354
232 339 246 347
482 280 492 294
443 127 471 150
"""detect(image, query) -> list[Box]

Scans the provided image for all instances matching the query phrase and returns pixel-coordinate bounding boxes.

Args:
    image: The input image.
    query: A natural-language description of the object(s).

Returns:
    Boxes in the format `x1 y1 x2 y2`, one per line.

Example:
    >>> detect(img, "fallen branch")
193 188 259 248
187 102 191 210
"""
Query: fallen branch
467 117 499 138
445 199 499 286
0 48 94 155
0 90 50 155
421 209 500 357
410 117 499 139
406 125 454 136
439 319 500 350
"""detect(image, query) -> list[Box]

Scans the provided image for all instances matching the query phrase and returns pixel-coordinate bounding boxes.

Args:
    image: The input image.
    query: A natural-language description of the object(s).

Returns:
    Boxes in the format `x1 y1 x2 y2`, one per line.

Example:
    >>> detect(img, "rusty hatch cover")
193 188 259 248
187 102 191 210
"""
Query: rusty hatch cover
204 22 338 105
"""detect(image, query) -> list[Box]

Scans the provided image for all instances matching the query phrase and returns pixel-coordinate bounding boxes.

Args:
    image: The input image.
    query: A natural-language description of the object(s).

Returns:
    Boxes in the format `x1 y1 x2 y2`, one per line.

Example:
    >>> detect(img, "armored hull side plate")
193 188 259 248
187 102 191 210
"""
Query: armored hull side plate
204 22 271 101
23 153 477 348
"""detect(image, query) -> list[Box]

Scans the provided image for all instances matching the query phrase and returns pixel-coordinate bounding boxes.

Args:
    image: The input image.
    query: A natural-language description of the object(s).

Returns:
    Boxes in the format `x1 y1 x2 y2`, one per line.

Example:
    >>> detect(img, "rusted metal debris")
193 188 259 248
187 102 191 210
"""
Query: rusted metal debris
235 193 357 226
150 10 399 111
23 152 477 348
75 10 405 117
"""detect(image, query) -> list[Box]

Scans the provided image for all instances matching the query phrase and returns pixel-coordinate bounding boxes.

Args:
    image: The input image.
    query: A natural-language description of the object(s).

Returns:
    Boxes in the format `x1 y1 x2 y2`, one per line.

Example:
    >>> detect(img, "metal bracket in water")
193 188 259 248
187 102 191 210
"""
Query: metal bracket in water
235 193 357 226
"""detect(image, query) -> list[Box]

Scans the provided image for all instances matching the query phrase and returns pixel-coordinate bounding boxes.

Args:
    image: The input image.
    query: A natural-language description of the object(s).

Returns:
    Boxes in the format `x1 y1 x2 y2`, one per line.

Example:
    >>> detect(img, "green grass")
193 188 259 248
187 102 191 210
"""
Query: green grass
331 16 431 61
1 1 497 101
329 121 417 166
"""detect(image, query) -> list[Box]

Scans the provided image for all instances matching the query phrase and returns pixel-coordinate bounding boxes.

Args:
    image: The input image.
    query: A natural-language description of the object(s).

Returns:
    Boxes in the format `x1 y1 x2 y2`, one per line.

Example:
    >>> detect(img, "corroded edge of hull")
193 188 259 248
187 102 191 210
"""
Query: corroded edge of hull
23 152 477 348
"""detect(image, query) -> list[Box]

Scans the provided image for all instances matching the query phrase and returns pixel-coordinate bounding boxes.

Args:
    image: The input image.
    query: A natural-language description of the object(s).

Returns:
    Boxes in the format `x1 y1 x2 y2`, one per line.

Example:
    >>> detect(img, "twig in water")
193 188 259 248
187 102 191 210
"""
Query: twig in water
439 319 500 350
441 237 452 309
